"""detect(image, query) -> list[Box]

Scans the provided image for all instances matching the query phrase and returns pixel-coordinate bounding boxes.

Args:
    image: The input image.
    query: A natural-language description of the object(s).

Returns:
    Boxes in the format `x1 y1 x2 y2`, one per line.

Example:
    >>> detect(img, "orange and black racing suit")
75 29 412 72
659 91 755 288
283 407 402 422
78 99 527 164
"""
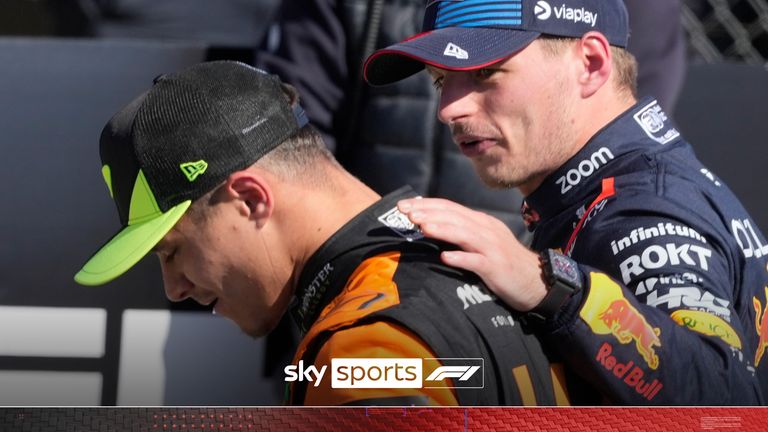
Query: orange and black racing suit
524 98 768 404
286 187 570 406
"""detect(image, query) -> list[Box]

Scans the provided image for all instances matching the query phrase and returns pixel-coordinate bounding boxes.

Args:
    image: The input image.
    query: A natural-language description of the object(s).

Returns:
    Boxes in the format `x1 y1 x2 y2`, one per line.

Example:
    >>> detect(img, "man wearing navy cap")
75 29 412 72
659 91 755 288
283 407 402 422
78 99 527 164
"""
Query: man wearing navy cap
365 0 768 404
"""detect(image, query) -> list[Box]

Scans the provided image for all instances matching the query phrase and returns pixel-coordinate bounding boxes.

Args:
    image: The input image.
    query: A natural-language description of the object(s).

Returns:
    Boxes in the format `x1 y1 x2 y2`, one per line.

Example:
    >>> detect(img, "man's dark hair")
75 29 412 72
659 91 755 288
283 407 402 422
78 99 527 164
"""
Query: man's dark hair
256 83 340 181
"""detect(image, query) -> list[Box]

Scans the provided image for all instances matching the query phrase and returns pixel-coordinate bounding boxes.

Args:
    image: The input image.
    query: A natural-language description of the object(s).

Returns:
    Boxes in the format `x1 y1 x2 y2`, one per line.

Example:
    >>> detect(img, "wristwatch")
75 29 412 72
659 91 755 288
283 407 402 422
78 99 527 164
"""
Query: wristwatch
522 249 583 326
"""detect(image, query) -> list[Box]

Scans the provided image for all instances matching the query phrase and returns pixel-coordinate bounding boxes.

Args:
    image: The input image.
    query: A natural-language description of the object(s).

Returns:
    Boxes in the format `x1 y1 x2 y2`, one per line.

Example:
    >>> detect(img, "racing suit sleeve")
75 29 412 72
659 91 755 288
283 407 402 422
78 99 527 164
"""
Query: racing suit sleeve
303 321 459 406
255 0 346 151
543 208 763 404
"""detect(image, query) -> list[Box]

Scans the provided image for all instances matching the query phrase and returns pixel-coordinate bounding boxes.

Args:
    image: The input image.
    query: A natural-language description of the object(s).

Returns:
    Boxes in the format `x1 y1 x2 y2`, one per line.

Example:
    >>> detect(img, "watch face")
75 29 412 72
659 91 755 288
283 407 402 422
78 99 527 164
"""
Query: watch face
551 252 582 287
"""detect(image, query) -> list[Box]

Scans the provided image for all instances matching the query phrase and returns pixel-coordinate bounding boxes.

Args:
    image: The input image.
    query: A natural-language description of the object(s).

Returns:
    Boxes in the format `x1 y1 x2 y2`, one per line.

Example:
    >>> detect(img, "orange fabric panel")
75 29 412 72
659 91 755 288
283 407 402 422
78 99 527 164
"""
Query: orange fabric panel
293 252 403 365
512 365 537 406
304 321 459 406
549 363 571 406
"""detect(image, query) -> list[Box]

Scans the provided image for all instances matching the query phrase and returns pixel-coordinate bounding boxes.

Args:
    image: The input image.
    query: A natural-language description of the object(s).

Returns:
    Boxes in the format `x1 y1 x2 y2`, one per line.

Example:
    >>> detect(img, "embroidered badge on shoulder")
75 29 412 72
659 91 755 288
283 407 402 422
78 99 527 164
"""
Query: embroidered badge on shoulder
633 100 680 145
378 207 424 241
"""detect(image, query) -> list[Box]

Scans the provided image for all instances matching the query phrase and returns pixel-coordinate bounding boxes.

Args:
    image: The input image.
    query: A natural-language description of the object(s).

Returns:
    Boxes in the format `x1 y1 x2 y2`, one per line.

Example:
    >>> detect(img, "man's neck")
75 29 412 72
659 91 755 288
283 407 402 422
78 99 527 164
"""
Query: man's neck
520 93 637 197
283 167 381 293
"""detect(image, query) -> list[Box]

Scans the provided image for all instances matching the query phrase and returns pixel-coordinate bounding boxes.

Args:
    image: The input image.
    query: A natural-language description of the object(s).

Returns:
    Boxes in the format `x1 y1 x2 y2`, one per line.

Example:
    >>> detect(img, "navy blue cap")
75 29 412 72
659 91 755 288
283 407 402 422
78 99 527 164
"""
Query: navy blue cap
364 0 629 86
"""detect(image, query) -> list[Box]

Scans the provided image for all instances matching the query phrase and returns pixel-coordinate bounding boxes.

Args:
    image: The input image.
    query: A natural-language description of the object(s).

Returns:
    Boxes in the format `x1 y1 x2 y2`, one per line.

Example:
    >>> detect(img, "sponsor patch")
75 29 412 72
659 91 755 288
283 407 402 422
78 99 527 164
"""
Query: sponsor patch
618 242 712 285
671 309 742 349
535 1 598 27
611 223 707 256
556 147 614 195
643 285 731 321
731 218 768 259
378 207 424 241
635 272 703 295
456 283 493 310
753 286 768 367
534 1 552 20
633 100 680 145
581 273 662 369
296 263 335 329
596 342 663 401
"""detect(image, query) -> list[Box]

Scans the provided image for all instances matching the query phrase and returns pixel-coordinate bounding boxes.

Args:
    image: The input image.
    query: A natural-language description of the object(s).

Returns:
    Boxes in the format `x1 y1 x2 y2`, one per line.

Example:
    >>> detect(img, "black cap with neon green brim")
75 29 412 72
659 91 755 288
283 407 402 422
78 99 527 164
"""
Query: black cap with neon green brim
75 61 309 286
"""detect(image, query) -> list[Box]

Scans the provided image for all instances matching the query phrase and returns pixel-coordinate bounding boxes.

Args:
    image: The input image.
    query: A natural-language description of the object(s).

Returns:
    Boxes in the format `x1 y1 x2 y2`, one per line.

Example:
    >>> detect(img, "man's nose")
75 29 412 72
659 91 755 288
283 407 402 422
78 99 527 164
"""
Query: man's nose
437 73 477 125
160 261 193 302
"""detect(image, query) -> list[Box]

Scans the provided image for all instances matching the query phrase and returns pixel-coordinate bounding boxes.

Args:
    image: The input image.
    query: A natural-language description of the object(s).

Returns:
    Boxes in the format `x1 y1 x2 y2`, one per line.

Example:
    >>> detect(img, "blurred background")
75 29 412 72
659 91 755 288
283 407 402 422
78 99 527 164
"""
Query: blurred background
0 0 766 406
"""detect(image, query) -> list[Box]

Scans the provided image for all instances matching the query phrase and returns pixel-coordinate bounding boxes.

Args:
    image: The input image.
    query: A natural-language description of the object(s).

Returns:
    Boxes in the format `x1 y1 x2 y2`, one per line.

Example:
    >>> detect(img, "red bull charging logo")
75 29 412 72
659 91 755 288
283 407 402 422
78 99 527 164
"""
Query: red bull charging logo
599 299 661 369
580 273 662 370
753 286 768 367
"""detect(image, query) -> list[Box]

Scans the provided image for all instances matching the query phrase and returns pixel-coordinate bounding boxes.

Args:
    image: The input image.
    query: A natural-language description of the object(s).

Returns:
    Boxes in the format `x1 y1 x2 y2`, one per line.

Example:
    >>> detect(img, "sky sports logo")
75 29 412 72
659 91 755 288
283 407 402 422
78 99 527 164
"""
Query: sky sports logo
284 358 484 389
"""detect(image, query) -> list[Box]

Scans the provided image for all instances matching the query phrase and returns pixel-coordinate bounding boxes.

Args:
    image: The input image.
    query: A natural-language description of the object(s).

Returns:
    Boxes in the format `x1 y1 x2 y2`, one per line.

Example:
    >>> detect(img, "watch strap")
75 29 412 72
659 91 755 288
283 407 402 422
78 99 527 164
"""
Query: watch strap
521 249 582 326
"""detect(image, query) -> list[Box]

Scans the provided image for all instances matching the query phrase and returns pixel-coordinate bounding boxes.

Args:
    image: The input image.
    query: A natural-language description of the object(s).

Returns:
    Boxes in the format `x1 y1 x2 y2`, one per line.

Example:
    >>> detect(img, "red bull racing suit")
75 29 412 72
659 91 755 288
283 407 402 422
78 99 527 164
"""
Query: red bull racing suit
525 98 768 404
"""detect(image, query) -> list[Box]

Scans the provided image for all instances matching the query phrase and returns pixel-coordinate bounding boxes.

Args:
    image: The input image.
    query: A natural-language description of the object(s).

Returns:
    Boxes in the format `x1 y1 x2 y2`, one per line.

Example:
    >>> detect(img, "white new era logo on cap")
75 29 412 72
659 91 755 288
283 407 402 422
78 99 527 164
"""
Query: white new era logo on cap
443 43 468 60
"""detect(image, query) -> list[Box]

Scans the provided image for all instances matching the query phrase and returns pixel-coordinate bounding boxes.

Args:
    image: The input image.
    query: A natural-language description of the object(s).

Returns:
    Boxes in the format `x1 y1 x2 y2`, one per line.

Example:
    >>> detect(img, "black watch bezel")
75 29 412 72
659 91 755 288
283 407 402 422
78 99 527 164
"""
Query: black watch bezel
522 249 583 326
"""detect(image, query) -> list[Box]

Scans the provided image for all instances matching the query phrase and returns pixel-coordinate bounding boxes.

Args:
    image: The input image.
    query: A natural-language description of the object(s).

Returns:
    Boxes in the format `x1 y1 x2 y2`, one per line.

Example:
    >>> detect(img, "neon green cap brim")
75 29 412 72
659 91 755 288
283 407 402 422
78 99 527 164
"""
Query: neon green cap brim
74 200 192 286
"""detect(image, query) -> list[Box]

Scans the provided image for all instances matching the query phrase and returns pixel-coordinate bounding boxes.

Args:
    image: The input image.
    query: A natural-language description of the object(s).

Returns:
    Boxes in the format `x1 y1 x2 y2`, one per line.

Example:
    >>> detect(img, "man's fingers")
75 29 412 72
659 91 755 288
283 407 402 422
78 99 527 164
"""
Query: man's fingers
440 250 488 276
400 198 507 236
407 208 467 230
399 197 478 217
418 219 494 254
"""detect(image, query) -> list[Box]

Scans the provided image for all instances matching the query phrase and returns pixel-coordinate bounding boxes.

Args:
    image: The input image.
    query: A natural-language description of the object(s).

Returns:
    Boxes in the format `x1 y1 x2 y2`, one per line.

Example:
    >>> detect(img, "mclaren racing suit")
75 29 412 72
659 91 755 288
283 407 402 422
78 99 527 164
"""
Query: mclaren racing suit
286 187 569 406
524 98 768 404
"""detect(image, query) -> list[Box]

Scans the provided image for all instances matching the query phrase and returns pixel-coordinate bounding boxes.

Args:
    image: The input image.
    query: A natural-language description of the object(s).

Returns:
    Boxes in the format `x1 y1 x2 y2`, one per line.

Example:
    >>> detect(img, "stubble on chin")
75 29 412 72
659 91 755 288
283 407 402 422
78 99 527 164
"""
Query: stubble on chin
470 153 525 190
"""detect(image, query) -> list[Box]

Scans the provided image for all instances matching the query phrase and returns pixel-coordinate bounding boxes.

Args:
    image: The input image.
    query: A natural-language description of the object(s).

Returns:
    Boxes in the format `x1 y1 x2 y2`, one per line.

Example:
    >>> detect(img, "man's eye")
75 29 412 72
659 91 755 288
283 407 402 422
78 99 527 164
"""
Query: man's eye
432 76 444 90
157 248 176 264
166 249 177 263
475 68 497 79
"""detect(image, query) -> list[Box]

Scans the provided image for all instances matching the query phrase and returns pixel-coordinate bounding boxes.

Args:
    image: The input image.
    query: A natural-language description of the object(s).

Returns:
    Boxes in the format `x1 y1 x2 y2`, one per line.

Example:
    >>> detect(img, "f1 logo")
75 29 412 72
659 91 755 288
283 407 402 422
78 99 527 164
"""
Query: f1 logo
423 358 484 389
425 366 480 381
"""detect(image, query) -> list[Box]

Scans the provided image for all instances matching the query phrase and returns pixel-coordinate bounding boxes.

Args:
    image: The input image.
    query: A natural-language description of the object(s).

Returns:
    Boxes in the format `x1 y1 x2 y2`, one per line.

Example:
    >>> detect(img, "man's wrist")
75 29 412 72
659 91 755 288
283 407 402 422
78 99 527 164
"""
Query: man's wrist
521 249 583 326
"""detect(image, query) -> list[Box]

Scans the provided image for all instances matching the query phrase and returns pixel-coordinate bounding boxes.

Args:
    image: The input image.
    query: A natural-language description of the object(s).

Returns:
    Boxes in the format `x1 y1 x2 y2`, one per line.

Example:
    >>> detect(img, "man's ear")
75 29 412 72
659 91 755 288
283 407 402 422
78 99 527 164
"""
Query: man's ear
224 170 274 227
575 31 613 98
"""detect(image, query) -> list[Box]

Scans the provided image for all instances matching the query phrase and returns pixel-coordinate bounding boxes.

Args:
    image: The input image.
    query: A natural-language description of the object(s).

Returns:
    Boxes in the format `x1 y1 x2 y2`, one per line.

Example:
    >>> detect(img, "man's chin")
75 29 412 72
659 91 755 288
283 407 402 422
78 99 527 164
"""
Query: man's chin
476 169 520 190
470 159 519 190
240 324 272 339
227 316 273 339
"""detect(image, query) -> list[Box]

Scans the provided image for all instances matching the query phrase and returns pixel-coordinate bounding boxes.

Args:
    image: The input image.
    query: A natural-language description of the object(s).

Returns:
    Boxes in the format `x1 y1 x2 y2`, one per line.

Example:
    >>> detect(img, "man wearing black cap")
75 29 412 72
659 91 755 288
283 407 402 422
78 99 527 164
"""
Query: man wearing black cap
364 0 768 404
75 60 571 406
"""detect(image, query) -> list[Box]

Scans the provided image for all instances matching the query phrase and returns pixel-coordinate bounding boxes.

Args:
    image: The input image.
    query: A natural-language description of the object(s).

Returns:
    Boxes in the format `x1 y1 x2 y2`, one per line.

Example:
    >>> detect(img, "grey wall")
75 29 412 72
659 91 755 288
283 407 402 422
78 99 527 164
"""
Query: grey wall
0 38 281 406
674 63 768 232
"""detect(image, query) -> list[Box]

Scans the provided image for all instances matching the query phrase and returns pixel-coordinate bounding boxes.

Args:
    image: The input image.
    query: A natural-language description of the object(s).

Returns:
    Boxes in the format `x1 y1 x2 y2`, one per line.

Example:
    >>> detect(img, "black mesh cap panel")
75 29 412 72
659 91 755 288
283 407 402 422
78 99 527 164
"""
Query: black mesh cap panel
101 61 304 213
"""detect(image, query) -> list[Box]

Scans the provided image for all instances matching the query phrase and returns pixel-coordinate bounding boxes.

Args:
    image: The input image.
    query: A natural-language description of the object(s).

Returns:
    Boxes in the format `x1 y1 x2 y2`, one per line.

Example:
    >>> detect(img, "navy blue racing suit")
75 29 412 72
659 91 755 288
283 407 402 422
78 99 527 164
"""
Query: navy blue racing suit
525 98 768 404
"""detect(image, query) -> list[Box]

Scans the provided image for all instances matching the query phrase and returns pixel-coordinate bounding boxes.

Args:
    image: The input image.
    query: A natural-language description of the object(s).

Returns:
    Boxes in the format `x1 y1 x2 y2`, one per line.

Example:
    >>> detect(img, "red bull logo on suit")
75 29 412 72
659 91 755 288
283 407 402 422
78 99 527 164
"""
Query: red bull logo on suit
598 299 661 369
580 273 662 370
753 286 768 367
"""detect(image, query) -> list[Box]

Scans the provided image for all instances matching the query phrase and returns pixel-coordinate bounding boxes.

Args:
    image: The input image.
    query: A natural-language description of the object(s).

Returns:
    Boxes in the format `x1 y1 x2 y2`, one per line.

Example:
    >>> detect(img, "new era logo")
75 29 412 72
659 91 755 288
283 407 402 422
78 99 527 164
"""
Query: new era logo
180 160 208 182
443 43 468 60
